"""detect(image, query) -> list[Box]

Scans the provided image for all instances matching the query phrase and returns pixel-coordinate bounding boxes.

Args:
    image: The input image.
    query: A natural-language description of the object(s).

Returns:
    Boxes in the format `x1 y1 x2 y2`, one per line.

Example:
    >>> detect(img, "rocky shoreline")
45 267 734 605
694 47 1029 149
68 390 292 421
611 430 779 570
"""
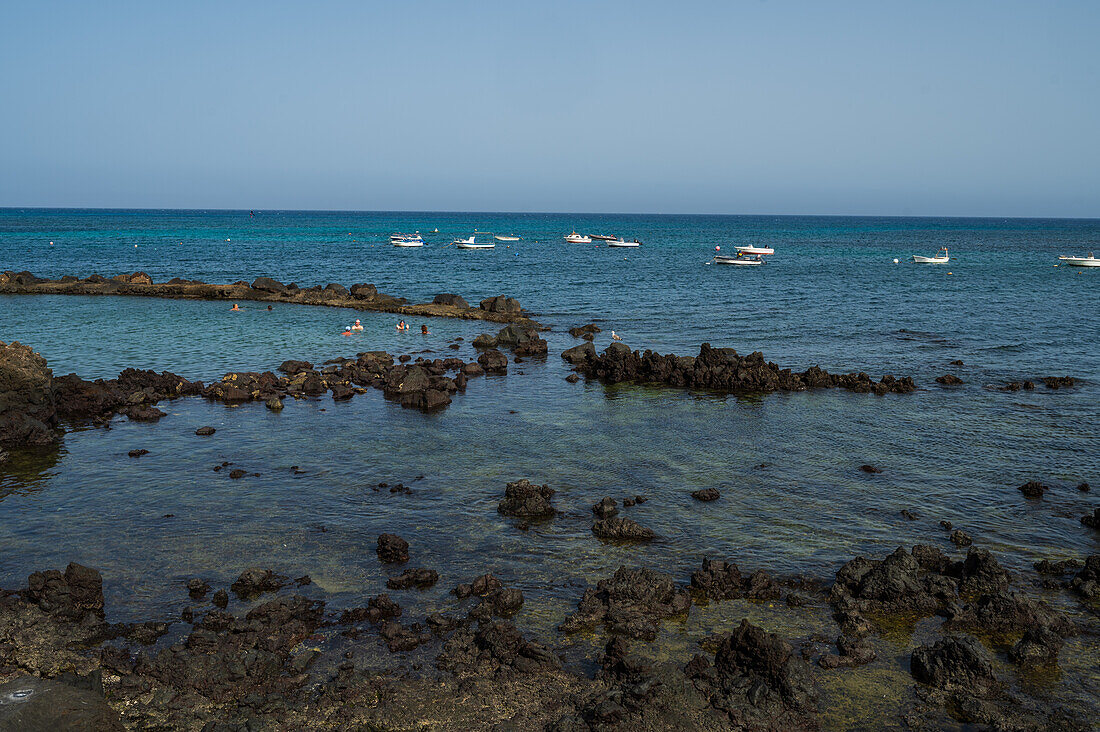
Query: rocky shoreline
0 518 1095 730
0 339 516 448
0 270 539 327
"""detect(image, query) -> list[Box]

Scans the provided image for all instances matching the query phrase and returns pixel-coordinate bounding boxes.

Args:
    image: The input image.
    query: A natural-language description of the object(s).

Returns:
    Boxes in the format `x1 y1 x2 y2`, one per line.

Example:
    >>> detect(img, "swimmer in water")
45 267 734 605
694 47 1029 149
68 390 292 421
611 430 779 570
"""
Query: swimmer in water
267 305 273 311
396 320 409 331
421 324 430 335
342 326 352 336
352 319 363 331
231 303 240 311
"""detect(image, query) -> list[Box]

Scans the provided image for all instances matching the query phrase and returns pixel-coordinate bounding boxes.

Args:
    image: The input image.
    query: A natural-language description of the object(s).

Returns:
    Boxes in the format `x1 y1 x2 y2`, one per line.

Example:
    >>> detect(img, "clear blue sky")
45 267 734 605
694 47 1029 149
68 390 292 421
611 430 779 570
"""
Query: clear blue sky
1 1 1098 216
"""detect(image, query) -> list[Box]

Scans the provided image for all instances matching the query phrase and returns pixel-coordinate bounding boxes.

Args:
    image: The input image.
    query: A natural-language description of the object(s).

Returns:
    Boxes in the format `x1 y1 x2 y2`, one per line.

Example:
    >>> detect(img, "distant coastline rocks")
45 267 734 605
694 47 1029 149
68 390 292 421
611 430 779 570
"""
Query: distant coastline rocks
0 271 538 327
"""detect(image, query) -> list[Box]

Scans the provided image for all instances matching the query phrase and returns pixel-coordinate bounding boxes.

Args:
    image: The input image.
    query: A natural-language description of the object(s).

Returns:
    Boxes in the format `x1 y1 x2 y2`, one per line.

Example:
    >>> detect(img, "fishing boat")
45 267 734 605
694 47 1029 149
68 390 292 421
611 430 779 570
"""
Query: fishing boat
494 235 521 242
734 244 775 255
607 238 641 248
564 231 592 243
714 254 765 266
1059 253 1100 267
390 233 424 247
912 248 949 263
590 234 617 241
454 236 495 249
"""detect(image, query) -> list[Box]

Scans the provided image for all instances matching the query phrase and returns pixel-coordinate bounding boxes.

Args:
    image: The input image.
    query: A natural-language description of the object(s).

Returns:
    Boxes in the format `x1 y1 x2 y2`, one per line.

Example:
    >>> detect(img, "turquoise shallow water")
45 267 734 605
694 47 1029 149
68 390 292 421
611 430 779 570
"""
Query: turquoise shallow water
0 210 1098 723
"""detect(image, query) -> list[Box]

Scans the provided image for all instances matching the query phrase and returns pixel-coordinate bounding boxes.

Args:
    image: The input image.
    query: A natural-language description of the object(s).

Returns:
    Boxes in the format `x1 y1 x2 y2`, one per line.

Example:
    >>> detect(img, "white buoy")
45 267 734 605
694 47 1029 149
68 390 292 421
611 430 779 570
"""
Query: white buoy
893 258 899 263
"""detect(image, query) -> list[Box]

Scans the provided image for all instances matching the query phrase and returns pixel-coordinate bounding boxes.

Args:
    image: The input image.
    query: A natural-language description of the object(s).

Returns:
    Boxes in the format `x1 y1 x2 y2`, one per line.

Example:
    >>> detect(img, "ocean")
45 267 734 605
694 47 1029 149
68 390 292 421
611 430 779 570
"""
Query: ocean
1 209 1098 726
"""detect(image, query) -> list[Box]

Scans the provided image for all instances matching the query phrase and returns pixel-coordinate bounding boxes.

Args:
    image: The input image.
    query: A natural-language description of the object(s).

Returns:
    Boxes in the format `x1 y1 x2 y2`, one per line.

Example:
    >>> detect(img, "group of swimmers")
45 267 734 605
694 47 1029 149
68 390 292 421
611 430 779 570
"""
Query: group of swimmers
341 319 430 337
231 304 432 338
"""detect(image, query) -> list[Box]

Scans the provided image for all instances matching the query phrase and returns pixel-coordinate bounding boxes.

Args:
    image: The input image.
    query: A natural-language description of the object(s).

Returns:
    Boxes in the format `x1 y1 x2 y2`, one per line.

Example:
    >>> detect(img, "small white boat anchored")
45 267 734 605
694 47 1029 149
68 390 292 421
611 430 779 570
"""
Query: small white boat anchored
590 234 617 241
912 247 949 263
565 230 592 244
1059 253 1100 267
607 238 641 248
714 254 765 266
390 233 424 247
453 236 495 249
734 244 775 255
494 235 521 242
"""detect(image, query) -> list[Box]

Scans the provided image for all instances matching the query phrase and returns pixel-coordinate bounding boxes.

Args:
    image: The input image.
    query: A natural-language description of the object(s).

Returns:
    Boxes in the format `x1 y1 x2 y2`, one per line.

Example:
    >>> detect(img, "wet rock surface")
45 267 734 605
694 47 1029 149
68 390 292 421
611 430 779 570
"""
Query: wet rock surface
592 517 656 542
910 635 996 694
689 558 782 602
560 566 690 640
564 342 916 395
0 341 57 446
687 619 818 730
497 479 556 518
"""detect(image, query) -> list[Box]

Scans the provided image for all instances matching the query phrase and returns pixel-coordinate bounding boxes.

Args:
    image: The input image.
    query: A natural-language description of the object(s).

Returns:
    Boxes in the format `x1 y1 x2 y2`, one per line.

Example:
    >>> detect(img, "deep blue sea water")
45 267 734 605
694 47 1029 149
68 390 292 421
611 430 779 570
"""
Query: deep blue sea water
1 210 1098 725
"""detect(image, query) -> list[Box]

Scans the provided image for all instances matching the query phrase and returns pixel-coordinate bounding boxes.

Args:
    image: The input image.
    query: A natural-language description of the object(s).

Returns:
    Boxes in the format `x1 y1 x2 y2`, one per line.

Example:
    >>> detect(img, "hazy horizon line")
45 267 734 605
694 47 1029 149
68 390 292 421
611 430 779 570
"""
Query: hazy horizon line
1 206 1097 222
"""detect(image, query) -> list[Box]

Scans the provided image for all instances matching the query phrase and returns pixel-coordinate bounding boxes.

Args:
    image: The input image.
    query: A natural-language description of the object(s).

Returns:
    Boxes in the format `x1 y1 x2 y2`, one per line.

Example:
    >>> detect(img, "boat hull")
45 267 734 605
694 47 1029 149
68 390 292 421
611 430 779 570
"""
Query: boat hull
1061 257 1100 267
456 243 495 249
607 241 640 247
565 236 592 244
714 256 764 266
912 256 948 263
392 242 424 247
734 246 774 255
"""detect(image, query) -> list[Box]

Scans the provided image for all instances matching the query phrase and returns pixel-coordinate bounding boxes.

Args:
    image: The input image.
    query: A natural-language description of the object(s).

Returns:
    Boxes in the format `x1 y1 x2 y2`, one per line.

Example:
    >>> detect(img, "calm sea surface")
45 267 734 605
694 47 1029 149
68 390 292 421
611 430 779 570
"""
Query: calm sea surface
1 209 1098 725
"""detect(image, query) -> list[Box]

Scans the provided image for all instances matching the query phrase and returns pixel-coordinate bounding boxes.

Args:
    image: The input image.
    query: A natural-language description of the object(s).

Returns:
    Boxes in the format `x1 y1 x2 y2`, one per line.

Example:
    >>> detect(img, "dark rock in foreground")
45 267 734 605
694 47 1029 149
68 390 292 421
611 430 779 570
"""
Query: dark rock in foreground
691 487 720 501
0 675 125 731
690 558 782 602
497 479 556 518
911 635 996 694
560 566 690 640
564 342 916 396
686 619 817 730
593 517 655 542
377 533 410 564
0 341 57 446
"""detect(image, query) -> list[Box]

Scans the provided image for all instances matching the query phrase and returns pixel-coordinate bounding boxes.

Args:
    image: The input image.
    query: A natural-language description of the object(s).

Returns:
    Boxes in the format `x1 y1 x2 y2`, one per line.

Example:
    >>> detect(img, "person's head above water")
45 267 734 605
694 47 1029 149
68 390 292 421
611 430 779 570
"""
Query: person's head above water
421 324 429 334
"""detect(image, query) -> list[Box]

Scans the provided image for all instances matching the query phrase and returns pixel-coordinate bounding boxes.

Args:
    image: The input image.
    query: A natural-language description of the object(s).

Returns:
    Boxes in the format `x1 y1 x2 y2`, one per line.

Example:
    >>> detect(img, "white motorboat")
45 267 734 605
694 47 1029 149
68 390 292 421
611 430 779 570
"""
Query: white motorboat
494 235 521 242
1059 253 1100 267
565 230 592 243
714 254 765 266
734 244 775 255
454 236 495 249
912 247 949 263
590 234 617 241
390 232 424 247
607 238 641 247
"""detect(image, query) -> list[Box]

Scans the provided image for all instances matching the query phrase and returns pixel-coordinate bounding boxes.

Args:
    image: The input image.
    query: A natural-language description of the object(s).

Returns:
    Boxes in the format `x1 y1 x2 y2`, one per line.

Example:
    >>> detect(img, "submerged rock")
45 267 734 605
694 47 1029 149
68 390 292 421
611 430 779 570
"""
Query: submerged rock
691 488 721 502
0 675 124 731
195 426 216 436
386 568 439 590
1068 555 1100 600
1018 480 1047 499
593 517 655 542
230 568 288 599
